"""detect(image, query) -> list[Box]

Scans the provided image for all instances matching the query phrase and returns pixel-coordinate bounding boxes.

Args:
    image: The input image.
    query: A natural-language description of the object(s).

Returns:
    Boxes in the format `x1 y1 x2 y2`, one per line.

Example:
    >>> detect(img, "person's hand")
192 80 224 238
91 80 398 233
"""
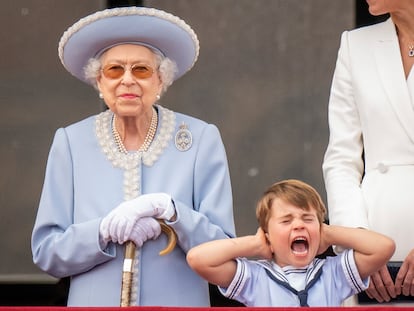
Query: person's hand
100 216 161 245
395 248 414 296
128 217 162 246
317 223 330 255
365 265 396 302
255 227 273 260
100 193 175 244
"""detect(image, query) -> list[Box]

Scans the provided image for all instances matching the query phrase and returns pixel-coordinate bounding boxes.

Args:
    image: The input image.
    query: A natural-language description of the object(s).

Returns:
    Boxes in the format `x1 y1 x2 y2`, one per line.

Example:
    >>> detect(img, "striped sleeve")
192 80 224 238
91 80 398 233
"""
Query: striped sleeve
341 249 369 293
218 258 249 299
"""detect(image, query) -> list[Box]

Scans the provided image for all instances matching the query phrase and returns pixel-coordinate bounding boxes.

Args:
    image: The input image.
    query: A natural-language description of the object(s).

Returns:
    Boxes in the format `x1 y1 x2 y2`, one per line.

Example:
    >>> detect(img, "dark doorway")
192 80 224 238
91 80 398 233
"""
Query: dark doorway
355 0 389 27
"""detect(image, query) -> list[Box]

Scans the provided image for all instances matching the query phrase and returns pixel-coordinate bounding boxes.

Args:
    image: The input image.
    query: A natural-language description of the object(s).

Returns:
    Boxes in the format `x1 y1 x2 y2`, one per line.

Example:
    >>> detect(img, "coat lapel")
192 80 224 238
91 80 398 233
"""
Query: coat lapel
374 18 414 143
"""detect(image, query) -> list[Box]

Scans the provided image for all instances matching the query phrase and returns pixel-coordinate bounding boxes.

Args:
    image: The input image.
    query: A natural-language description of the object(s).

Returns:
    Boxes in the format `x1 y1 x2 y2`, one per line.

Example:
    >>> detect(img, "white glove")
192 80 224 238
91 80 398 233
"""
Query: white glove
99 193 175 244
128 217 162 246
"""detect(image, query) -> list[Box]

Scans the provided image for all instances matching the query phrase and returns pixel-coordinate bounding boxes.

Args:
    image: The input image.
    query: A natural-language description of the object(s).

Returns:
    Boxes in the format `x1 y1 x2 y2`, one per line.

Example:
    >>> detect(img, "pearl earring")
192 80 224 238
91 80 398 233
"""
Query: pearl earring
99 93 104 99
156 94 161 100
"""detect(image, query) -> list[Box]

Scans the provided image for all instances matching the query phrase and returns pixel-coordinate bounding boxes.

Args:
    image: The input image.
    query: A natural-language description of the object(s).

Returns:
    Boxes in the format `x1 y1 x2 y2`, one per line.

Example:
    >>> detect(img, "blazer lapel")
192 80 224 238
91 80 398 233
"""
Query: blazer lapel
374 18 414 143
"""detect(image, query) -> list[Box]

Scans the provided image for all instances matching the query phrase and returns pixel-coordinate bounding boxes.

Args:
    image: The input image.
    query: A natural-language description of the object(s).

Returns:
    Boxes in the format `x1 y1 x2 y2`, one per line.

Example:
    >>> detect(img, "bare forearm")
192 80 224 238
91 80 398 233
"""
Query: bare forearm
322 224 392 255
187 235 261 268
187 234 266 287
321 224 395 278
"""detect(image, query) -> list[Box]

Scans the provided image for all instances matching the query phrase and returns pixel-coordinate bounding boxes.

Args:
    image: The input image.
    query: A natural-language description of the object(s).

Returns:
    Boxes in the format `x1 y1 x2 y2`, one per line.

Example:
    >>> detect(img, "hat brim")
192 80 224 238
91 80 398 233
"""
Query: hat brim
58 7 199 84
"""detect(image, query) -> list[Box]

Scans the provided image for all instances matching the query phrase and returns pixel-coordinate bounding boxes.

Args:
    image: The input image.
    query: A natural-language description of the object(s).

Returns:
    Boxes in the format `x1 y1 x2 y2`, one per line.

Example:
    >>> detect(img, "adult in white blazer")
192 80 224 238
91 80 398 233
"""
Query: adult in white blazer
323 0 414 305
31 7 235 306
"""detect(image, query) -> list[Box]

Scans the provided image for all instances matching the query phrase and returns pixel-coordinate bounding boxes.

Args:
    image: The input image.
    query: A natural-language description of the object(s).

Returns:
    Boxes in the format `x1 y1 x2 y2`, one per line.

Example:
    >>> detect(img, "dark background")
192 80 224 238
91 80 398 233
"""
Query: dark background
0 0 388 306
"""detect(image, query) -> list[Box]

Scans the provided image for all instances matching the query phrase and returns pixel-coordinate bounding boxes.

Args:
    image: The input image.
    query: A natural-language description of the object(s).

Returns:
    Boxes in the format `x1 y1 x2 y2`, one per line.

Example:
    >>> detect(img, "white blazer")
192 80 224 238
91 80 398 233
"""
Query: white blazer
323 18 414 261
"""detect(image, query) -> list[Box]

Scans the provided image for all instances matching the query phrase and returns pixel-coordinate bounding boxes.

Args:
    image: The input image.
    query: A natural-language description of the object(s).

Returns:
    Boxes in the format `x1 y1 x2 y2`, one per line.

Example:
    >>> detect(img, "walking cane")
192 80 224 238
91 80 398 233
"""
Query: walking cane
120 221 177 306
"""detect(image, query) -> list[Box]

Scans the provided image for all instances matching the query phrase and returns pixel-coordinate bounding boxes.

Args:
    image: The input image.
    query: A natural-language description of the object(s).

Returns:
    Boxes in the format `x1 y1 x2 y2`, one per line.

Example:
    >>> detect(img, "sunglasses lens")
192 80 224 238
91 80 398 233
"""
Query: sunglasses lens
102 64 154 80
102 65 125 79
132 65 153 79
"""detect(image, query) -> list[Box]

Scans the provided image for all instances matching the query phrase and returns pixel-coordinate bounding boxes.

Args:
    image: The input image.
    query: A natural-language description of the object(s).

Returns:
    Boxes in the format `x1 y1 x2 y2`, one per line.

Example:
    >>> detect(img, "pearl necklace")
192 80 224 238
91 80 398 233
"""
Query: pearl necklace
112 106 158 154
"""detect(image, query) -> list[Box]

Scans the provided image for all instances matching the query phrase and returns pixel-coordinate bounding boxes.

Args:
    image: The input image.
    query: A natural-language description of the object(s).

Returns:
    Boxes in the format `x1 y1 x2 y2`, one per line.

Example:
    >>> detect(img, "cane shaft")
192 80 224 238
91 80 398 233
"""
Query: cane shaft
120 241 136 307
119 223 176 306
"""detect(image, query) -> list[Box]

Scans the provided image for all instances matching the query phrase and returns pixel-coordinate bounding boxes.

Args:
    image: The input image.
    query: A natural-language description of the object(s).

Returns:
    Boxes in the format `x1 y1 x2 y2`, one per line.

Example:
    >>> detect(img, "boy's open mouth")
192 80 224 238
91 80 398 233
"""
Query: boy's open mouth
291 237 309 255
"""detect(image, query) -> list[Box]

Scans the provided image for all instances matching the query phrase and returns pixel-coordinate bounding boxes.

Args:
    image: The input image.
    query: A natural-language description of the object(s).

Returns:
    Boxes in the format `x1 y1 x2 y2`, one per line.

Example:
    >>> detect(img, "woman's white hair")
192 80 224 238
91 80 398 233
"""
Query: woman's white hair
83 46 178 97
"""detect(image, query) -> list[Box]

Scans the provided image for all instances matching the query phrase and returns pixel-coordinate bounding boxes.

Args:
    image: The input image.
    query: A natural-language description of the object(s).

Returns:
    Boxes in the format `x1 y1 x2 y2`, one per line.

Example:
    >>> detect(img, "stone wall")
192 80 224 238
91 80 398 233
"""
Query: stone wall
0 0 354 281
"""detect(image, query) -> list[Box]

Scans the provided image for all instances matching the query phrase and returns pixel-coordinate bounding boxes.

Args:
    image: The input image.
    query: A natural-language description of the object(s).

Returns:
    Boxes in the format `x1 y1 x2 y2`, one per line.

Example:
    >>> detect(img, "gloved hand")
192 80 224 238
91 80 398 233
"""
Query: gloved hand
99 193 175 244
128 217 162 246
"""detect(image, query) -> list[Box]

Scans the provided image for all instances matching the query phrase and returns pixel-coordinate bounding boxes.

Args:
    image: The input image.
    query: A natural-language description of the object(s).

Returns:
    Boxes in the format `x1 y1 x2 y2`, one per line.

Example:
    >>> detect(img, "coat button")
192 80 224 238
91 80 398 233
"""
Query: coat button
377 163 388 173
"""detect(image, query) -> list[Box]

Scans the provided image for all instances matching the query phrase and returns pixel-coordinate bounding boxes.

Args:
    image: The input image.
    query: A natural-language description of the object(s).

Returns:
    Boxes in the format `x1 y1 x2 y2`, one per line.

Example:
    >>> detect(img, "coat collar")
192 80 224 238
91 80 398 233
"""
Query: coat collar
374 18 414 143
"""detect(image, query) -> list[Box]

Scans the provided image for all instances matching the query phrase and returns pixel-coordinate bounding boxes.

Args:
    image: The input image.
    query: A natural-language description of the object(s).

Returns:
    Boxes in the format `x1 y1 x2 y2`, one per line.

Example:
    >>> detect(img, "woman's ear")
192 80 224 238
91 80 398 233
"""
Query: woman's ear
96 78 102 90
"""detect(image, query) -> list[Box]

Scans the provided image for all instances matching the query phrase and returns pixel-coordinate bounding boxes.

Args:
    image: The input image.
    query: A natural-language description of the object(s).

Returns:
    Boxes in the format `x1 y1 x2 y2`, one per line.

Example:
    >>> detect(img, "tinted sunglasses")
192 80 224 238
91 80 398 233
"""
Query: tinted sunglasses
102 64 155 80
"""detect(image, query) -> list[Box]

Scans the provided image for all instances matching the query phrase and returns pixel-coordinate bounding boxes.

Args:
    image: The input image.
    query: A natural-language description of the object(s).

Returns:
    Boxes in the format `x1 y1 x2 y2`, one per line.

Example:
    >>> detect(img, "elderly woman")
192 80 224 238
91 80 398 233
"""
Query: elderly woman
31 7 235 307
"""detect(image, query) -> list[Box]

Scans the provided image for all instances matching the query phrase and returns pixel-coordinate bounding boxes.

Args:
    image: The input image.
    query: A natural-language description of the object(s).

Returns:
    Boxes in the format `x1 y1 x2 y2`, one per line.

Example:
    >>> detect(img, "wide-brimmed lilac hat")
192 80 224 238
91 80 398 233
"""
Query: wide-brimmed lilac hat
58 6 199 84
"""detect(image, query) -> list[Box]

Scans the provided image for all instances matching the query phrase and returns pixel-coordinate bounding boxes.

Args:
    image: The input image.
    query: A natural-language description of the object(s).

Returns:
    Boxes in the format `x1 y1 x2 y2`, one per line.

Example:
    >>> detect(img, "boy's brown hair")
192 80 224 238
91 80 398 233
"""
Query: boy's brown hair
256 179 327 232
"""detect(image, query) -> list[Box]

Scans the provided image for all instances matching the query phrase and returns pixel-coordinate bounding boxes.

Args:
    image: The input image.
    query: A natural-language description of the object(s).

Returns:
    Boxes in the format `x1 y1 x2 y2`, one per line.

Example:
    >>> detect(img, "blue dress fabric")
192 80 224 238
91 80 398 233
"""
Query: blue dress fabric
31 105 235 306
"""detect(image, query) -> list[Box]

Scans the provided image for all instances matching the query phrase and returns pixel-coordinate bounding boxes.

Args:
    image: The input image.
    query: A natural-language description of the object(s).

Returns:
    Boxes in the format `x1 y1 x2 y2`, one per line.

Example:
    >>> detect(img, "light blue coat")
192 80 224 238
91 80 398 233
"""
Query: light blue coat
31 105 235 306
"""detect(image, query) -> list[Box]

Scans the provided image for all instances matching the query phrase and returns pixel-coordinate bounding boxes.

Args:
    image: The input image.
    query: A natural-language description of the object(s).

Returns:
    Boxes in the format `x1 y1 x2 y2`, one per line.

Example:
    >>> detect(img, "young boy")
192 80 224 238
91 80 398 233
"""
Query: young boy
187 179 395 307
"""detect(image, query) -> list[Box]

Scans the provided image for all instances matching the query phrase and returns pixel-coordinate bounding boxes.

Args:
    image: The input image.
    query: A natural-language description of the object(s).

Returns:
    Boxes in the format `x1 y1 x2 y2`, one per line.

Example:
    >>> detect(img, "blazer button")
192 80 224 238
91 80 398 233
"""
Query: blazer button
377 163 388 173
